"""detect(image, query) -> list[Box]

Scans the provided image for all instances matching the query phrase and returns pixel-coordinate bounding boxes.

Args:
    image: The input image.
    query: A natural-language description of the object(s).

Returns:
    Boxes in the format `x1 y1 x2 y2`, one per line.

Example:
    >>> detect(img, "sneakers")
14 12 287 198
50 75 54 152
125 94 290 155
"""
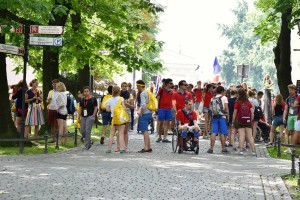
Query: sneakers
156 138 162 143
252 151 256 156
284 148 292 154
236 150 243 155
222 148 230 154
100 137 105 145
203 134 208 139
162 139 171 143
207 148 213 154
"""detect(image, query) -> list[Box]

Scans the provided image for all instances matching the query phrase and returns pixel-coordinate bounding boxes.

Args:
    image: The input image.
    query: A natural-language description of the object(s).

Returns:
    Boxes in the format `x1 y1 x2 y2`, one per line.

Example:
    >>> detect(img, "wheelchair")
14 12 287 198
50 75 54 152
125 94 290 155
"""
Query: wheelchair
255 121 270 143
172 123 199 155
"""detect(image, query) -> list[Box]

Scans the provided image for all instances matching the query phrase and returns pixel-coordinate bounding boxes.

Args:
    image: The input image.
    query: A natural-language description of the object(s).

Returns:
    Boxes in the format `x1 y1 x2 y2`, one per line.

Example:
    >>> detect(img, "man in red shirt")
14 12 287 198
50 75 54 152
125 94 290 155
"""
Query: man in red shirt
156 78 173 143
293 94 300 139
172 80 193 113
193 81 203 118
176 100 201 153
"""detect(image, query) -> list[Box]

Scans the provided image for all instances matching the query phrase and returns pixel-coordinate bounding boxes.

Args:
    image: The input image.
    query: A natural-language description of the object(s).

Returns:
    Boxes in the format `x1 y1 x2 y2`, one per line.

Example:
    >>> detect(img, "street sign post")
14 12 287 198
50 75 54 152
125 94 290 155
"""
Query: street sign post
0 25 23 33
29 37 63 46
30 25 63 34
0 44 24 56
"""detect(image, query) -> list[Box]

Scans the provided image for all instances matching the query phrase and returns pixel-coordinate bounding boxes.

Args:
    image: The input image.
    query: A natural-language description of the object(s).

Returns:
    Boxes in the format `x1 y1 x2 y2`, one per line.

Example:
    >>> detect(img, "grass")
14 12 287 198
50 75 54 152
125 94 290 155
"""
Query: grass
0 122 108 155
282 175 300 200
267 146 300 160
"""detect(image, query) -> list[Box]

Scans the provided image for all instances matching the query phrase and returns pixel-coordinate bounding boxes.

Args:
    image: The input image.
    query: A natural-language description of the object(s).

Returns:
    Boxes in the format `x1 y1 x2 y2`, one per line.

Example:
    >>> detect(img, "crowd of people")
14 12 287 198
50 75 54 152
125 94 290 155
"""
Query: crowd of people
11 79 70 144
10 75 300 155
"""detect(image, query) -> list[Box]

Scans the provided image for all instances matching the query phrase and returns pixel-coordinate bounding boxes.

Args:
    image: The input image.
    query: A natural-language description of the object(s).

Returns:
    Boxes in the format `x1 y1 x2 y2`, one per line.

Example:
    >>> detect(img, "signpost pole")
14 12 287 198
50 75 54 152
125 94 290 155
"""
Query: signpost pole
19 25 29 154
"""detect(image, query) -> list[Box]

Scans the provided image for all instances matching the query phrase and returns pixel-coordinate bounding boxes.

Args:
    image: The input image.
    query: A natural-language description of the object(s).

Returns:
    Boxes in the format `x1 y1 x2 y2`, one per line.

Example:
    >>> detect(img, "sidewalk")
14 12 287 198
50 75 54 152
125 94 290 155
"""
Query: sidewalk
0 131 292 200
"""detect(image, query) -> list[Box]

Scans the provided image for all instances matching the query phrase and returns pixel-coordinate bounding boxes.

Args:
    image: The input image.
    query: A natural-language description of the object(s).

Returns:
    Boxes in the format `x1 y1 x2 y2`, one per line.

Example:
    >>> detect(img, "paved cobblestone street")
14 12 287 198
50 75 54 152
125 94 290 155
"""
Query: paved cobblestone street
0 132 292 200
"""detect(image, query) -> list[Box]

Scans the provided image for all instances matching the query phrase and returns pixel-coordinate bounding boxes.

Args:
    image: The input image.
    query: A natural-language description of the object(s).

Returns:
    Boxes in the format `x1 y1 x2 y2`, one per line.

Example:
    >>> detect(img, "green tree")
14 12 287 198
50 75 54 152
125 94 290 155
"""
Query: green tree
0 0 164 144
219 0 278 92
255 0 299 98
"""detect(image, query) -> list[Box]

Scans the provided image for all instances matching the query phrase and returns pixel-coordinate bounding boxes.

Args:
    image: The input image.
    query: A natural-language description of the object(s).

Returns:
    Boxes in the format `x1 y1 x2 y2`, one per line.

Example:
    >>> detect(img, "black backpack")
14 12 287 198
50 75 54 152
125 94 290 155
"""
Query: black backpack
67 96 75 114
254 106 263 120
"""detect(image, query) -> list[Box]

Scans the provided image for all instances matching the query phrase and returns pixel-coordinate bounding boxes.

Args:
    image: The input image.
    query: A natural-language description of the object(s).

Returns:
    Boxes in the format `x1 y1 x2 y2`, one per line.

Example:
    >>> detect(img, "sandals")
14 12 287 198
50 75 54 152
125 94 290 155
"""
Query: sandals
138 148 153 153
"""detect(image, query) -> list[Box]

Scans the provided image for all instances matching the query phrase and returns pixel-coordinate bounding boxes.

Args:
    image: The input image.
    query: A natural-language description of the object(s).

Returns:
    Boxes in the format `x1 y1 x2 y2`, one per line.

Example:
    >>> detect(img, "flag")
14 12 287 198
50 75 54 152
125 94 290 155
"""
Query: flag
212 57 221 82
213 57 221 75
195 65 200 71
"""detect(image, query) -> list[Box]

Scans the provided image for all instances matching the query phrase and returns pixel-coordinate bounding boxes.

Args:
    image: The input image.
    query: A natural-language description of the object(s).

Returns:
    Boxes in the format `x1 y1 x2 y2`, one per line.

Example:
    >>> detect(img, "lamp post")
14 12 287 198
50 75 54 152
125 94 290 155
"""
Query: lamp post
237 64 249 84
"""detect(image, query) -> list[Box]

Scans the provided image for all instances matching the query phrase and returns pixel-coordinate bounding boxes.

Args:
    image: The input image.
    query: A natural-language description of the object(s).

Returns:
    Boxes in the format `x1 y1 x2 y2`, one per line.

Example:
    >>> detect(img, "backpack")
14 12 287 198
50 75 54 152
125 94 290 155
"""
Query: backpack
47 90 53 109
238 101 251 125
254 106 263 120
67 96 76 114
111 97 129 125
101 94 112 110
146 90 158 111
209 96 227 118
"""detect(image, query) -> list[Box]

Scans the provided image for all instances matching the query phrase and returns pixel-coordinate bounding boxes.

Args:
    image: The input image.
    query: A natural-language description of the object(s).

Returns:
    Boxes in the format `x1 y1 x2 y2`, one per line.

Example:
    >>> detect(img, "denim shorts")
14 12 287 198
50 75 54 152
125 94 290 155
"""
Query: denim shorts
158 109 172 121
102 111 111 126
203 107 210 113
211 117 228 135
138 113 153 132
295 120 300 132
272 115 284 126
194 102 200 110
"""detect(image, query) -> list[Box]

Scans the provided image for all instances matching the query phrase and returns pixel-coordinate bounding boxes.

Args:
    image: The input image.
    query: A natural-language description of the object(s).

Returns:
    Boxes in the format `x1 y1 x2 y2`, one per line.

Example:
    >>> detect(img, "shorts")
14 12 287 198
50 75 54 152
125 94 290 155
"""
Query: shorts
48 109 58 125
17 108 28 118
138 113 152 132
234 120 252 129
158 109 172 121
295 120 300 132
194 102 200 110
56 112 67 120
272 115 284 126
202 107 210 113
211 117 228 135
102 111 111 126
287 116 297 131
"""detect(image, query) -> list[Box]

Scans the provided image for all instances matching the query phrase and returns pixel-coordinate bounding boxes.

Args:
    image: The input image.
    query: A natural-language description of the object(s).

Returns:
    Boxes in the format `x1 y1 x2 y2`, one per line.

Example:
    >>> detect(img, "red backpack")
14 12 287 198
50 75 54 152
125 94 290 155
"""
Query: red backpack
238 101 251 125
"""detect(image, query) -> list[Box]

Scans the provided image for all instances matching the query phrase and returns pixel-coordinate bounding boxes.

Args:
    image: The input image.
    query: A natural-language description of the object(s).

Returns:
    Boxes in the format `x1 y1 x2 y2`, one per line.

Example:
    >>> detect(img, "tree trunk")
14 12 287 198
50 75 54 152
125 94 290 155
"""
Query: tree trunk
273 8 292 99
0 34 19 146
41 1 70 130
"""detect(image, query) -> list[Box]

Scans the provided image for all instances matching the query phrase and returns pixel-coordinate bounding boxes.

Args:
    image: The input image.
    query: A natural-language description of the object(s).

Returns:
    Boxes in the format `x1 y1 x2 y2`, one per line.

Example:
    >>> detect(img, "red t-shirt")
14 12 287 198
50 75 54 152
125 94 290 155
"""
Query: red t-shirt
203 92 213 107
296 95 300 120
193 88 203 103
172 91 193 111
157 88 173 109
234 100 252 119
176 109 197 126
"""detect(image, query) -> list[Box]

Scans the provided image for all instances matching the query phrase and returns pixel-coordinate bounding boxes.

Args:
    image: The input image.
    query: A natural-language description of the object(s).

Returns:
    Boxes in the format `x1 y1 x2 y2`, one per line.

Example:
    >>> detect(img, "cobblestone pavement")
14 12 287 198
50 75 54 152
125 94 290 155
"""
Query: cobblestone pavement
0 132 292 200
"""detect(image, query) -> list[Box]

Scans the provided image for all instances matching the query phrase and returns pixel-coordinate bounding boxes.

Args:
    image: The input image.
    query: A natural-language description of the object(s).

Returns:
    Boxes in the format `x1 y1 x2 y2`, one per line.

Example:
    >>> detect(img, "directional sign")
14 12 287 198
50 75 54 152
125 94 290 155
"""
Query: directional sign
29 37 63 46
0 25 23 33
0 44 24 56
30 25 64 35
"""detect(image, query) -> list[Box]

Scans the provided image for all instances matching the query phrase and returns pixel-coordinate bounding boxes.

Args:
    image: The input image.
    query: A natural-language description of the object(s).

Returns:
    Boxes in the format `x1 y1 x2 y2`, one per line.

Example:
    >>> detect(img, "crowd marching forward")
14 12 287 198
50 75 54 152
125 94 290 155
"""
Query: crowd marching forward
10 75 300 155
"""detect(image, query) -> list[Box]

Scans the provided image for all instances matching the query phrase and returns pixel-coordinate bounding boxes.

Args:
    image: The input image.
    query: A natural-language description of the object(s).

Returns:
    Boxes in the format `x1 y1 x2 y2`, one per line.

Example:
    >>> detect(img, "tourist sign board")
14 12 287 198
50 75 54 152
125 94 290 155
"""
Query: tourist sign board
29 37 63 46
30 25 64 34
0 44 24 56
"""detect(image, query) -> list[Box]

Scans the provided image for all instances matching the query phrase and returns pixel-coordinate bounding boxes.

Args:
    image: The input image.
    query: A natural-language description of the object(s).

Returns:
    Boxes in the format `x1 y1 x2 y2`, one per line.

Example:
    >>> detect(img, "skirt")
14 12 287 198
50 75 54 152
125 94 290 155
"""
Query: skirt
25 104 45 126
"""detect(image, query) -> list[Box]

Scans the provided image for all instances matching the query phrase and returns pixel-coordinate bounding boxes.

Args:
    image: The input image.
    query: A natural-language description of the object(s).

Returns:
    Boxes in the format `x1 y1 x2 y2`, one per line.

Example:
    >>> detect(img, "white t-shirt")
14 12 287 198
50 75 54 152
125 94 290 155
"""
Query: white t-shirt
215 94 228 118
108 96 122 117
48 90 59 110
56 92 68 115
249 97 259 109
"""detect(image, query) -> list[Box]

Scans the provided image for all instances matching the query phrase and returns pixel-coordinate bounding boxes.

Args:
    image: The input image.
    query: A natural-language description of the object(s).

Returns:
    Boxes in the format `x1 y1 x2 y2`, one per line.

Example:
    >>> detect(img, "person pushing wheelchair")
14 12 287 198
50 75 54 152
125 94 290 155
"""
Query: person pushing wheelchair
176 99 201 154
